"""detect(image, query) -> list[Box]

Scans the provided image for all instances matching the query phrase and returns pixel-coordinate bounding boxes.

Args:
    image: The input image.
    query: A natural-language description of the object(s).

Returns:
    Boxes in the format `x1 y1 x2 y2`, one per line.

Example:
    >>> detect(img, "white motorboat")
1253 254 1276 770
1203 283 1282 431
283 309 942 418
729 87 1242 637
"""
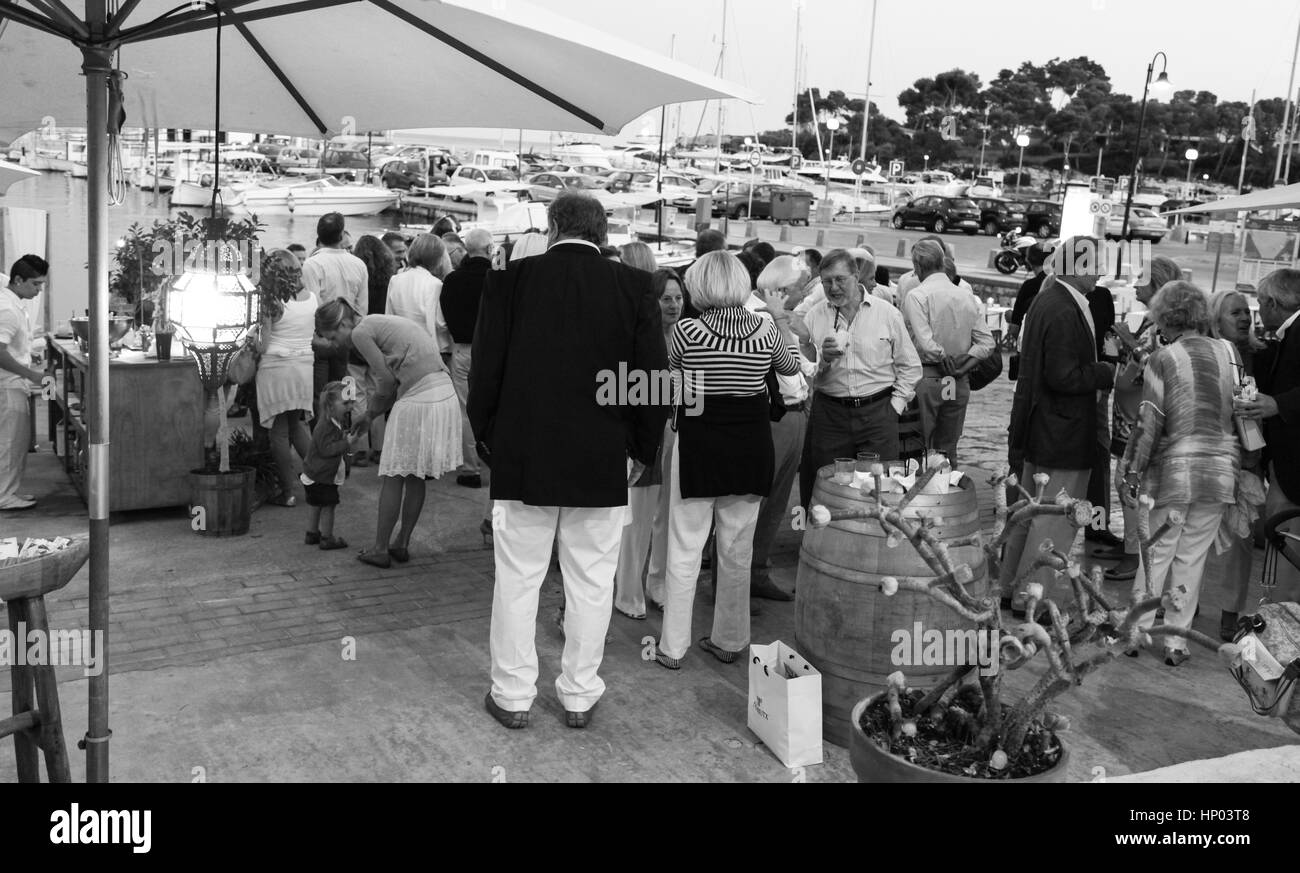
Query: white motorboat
229 175 398 216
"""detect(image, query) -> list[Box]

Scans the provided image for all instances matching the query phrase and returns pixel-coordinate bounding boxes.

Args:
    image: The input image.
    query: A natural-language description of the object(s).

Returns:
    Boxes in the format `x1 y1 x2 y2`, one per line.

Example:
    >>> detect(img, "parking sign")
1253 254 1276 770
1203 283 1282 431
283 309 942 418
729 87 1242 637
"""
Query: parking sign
889 160 904 177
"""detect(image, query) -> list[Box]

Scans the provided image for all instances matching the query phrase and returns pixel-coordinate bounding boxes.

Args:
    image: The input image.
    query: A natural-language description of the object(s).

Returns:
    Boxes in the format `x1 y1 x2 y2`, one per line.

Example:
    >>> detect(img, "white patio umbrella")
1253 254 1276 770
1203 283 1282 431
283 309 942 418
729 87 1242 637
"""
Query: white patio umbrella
1162 182 1300 215
0 159 39 195
0 0 759 783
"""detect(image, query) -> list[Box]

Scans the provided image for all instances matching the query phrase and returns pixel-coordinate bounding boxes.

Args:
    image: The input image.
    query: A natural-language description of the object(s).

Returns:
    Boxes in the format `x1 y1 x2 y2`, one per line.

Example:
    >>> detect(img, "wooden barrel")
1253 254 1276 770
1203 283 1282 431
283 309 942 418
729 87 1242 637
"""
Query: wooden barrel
188 467 255 537
795 463 988 747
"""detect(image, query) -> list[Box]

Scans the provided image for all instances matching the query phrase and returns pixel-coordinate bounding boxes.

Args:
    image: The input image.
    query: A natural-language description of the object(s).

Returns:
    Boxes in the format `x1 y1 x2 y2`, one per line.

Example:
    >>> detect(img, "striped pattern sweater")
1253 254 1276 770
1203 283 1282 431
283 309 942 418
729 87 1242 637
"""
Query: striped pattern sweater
668 305 801 397
1124 335 1240 506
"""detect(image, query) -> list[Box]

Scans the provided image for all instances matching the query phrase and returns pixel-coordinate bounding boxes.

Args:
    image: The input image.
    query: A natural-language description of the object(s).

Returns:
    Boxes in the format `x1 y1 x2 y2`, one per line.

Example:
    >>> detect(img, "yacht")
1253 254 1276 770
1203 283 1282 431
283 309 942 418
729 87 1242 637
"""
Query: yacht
228 175 398 216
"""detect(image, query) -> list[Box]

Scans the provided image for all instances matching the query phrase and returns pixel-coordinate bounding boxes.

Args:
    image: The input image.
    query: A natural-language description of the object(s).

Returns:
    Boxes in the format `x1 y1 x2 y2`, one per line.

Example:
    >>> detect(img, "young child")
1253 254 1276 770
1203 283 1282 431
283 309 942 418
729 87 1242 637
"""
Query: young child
301 381 363 550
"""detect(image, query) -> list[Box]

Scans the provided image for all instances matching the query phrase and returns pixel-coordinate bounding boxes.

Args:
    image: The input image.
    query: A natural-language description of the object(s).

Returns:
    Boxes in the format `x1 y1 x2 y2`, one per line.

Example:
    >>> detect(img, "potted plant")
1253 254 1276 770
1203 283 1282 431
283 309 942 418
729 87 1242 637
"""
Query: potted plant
808 466 1229 782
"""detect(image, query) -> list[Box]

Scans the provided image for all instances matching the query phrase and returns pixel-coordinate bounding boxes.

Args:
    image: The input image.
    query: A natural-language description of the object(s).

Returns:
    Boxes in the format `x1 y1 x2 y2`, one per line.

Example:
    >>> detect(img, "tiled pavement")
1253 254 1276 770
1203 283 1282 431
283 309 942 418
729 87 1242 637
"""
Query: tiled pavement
2 362 1296 781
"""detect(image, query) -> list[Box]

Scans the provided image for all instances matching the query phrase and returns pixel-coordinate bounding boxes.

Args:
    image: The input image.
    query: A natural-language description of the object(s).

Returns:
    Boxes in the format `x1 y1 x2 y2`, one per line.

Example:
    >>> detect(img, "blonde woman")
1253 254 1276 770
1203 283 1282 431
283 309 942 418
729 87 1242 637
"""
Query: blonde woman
655 252 802 669
316 299 462 567
1207 288 1267 639
619 241 657 274
1120 282 1239 666
386 233 452 354
509 232 548 262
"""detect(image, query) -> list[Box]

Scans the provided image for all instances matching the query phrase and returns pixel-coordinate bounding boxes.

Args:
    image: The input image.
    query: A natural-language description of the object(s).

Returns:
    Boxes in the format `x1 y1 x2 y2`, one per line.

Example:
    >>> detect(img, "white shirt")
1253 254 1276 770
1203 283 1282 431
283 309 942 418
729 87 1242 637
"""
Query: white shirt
0 286 33 392
385 267 451 353
902 272 995 364
801 293 922 416
301 248 369 315
1277 309 1300 340
745 292 815 404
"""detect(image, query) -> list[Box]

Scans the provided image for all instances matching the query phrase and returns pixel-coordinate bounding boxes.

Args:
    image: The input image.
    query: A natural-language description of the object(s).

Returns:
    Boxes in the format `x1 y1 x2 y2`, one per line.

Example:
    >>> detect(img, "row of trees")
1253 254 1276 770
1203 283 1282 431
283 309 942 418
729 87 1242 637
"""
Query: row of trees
758 56 1297 189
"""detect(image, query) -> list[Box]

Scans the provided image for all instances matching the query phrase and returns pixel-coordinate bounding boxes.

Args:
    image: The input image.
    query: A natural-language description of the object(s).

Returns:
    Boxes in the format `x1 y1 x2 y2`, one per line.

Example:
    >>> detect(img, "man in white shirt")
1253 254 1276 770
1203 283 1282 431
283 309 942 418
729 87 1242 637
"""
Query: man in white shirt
746 257 818 600
895 236 974 310
302 213 369 414
0 255 48 511
798 248 923 508
902 240 995 464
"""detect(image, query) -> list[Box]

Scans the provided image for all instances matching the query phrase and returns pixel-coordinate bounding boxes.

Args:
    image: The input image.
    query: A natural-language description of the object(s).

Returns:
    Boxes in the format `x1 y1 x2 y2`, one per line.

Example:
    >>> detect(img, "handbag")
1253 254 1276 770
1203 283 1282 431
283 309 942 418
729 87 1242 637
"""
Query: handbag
765 365 787 422
226 337 259 386
1007 352 1020 382
968 350 1003 391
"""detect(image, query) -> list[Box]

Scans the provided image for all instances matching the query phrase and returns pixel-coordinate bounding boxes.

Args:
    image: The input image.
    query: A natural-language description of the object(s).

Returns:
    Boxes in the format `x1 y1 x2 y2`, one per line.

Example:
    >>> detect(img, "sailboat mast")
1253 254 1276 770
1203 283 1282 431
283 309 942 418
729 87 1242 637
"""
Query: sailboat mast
792 1 802 154
859 0 878 162
716 0 727 171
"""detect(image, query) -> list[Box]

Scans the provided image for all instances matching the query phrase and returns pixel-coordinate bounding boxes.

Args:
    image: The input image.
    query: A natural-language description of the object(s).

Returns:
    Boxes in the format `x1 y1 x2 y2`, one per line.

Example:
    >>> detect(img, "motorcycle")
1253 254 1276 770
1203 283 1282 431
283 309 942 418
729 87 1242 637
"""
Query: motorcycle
993 227 1038 274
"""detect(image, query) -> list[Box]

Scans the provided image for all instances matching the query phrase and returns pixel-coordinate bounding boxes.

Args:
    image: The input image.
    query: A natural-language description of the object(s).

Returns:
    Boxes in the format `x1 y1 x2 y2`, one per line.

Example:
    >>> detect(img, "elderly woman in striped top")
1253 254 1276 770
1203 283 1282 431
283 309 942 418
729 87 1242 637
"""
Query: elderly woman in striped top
654 251 803 670
1119 281 1240 666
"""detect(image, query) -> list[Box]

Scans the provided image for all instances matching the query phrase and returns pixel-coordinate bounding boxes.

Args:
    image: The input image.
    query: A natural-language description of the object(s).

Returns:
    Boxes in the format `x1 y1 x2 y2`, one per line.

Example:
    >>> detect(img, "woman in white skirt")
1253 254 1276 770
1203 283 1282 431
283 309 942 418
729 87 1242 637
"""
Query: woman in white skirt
255 249 317 505
315 298 463 568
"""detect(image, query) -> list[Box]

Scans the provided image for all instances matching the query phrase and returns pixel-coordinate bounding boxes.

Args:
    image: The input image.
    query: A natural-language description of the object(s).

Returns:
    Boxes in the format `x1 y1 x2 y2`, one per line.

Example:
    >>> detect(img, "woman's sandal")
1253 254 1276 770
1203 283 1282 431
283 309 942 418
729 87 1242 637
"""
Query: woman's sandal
698 636 740 664
358 550 391 569
304 531 321 545
269 494 296 507
615 606 646 621
319 536 348 551
389 546 410 563
654 650 681 670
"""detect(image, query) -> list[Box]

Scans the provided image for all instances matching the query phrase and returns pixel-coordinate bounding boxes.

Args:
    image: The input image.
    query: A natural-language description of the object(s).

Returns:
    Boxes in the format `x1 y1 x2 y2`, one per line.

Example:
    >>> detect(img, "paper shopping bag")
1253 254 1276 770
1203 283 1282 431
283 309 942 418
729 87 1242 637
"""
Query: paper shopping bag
748 640 823 768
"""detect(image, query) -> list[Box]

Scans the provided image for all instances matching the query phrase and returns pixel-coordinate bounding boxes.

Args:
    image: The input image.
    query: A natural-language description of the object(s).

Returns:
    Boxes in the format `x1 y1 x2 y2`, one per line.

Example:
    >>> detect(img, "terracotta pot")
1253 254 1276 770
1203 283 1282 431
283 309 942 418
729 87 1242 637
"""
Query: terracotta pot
848 694 1070 783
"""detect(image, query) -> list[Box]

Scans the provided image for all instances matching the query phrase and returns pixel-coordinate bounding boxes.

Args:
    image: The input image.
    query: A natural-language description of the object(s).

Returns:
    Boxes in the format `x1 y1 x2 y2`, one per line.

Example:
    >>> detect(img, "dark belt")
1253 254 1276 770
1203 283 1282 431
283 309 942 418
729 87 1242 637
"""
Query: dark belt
783 399 809 413
817 387 893 408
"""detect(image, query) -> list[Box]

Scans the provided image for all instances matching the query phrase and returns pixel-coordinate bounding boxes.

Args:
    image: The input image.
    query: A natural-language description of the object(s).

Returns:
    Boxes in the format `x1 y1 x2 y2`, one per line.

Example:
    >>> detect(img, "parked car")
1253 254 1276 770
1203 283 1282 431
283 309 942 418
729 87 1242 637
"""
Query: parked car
601 170 656 193
1023 199 1063 238
249 141 285 160
890 195 981 234
276 147 320 171
526 171 607 202
381 149 459 190
450 165 522 187
1106 206 1168 243
322 148 372 180
971 197 1026 235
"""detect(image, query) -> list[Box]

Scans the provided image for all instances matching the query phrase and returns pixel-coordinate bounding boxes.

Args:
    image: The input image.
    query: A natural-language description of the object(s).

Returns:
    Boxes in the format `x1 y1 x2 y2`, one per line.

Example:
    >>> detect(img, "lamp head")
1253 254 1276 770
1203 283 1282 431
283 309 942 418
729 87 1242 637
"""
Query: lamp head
1015 133 1030 148
1150 70 1173 99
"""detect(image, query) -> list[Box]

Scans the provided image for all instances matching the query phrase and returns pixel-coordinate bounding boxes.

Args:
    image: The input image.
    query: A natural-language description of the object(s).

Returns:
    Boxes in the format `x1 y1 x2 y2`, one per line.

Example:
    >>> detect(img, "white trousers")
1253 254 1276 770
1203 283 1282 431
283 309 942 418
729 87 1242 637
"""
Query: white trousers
0 388 30 505
1133 500 1226 653
659 440 761 661
614 485 661 616
488 500 625 713
643 423 675 607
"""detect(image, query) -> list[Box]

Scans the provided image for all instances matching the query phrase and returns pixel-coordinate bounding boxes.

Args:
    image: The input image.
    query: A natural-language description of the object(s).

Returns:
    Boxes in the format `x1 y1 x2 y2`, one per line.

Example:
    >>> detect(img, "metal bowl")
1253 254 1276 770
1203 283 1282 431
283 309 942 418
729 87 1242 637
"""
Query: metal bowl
69 316 135 350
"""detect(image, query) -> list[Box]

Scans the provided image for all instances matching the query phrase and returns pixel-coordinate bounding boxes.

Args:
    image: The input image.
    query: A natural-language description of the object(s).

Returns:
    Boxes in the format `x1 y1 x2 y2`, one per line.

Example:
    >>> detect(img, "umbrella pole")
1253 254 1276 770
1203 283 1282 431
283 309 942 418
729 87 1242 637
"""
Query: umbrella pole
82 12 112 783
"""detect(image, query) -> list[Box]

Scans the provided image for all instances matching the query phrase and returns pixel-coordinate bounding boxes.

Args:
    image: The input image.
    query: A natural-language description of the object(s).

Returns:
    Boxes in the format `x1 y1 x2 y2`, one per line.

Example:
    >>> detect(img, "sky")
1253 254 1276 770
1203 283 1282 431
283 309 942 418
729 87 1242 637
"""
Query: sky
507 0 1300 140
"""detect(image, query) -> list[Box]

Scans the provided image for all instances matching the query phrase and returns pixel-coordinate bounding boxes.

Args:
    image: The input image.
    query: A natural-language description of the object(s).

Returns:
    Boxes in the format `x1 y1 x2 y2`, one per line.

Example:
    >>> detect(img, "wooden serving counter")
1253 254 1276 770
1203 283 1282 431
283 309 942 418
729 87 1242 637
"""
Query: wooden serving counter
45 337 205 512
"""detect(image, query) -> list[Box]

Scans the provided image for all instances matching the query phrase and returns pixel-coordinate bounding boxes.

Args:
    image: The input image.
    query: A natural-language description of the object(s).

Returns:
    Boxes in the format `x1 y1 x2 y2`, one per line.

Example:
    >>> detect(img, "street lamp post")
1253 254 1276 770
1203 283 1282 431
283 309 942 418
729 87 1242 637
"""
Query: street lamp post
824 117 841 210
1015 133 1030 194
1184 147 1199 200
923 152 930 173
1120 52 1172 259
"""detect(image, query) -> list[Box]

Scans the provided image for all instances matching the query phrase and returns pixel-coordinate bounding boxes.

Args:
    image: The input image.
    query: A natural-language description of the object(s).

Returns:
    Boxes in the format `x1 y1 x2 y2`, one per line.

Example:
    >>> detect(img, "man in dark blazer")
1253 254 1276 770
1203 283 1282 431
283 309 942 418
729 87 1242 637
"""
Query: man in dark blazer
1002 237 1115 610
1239 267 1300 602
470 191 668 730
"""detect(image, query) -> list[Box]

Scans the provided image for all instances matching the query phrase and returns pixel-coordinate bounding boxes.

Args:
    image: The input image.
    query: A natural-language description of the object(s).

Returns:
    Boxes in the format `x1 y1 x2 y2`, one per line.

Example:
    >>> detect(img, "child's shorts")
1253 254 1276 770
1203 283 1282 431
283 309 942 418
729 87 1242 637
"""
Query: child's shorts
304 482 340 507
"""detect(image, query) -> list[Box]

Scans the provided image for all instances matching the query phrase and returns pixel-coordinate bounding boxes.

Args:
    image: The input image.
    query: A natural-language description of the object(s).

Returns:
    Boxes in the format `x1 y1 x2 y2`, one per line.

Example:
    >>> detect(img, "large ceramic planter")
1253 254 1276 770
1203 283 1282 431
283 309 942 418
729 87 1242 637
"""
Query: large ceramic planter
188 466 255 537
849 694 1070 783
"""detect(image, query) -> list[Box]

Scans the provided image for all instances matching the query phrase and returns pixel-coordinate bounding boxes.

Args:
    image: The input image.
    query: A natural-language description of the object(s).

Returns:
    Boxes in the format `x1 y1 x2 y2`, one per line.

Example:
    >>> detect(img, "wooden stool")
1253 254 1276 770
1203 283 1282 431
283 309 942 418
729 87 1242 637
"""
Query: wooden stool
0 536 89 783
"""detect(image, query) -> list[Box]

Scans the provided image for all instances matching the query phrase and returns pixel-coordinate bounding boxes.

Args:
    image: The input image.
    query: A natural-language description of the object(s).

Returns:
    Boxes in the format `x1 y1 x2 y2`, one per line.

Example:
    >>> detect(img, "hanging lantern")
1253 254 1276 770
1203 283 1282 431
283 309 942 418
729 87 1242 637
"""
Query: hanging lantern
168 218 260 391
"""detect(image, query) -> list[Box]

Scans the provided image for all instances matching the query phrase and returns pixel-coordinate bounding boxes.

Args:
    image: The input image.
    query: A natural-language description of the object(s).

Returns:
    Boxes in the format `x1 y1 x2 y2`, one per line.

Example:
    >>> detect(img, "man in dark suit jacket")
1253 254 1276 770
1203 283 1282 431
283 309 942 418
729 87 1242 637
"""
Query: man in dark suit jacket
1002 237 1115 610
1240 268 1300 601
441 228 494 489
470 191 668 730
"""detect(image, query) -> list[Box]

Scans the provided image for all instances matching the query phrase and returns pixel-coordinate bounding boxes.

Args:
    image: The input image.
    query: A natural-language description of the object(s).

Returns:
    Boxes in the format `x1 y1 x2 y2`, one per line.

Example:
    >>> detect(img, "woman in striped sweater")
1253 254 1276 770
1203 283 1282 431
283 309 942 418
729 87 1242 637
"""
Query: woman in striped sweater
1120 281 1240 666
654 252 803 670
